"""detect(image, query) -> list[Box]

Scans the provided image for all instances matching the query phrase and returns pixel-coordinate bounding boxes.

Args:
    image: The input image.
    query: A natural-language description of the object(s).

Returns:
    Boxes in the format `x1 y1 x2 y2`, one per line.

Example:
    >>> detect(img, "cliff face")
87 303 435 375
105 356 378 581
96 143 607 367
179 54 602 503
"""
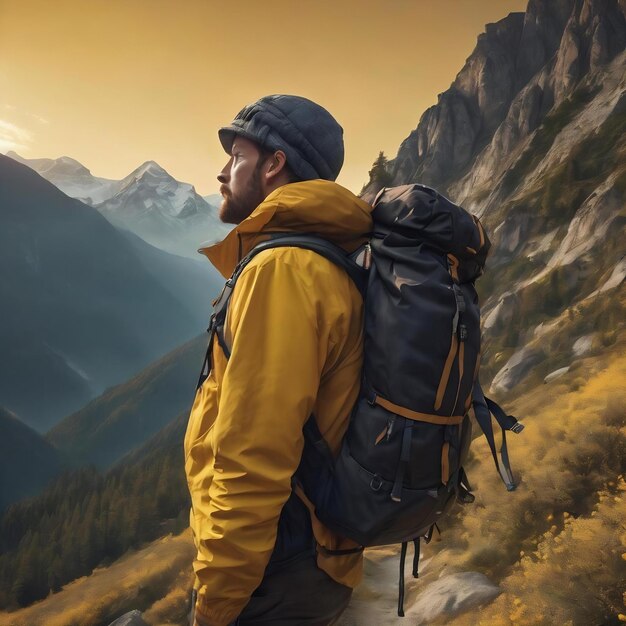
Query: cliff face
364 0 626 394
369 0 625 197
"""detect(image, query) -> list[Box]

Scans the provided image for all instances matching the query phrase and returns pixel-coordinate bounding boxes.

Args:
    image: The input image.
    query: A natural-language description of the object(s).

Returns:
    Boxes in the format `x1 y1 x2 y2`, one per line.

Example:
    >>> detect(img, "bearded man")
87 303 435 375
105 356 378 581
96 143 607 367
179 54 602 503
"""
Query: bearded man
185 95 372 626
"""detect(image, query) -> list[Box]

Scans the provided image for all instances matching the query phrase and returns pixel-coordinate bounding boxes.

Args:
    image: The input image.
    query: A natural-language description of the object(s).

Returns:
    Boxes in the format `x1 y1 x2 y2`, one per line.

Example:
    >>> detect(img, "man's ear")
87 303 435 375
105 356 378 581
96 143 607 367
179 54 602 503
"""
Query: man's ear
264 150 288 182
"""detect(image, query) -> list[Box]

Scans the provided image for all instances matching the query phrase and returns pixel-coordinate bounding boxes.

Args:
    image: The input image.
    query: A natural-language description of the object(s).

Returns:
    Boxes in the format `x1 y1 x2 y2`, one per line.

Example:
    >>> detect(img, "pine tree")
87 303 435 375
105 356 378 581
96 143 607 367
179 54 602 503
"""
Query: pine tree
368 151 394 187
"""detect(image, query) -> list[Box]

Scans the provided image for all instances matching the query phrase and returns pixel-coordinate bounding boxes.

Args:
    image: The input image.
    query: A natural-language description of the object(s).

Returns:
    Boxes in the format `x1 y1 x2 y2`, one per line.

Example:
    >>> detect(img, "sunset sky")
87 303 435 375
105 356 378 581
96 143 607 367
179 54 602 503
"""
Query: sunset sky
0 0 528 196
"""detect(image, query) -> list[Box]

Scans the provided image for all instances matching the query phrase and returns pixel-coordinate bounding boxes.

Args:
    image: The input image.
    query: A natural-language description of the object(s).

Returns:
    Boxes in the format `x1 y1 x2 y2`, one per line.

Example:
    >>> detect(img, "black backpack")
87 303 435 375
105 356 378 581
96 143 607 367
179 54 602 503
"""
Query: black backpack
196 183 524 616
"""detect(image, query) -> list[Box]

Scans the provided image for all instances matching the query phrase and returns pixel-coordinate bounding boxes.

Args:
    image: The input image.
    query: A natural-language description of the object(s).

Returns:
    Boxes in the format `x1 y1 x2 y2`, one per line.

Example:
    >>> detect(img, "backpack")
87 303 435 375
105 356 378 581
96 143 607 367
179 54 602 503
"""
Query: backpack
196 183 524 616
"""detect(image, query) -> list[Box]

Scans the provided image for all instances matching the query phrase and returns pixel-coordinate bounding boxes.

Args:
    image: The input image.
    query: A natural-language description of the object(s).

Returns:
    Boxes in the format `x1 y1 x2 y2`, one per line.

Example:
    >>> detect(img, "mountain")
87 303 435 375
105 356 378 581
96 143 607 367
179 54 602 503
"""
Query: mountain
368 0 625 195
203 193 223 206
47 334 206 469
7 152 231 260
364 0 626 394
95 160 231 259
0 155 218 432
116 228 220 326
0 406 64 511
6 151 121 205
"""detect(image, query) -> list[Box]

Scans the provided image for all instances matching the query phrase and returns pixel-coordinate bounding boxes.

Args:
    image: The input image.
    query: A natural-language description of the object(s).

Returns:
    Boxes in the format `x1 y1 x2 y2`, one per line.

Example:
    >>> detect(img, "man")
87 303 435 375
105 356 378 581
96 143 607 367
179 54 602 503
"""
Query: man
185 95 372 626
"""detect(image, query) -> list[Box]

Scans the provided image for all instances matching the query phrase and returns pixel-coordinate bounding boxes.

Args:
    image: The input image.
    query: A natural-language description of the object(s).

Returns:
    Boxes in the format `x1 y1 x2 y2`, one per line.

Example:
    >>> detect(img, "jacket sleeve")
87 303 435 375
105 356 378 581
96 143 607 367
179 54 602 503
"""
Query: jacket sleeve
193 251 326 626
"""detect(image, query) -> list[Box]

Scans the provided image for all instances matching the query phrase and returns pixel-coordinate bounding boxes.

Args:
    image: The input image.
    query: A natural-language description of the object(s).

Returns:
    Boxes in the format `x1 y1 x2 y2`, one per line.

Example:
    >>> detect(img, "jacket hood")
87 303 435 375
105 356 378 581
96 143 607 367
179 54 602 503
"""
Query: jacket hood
199 179 373 278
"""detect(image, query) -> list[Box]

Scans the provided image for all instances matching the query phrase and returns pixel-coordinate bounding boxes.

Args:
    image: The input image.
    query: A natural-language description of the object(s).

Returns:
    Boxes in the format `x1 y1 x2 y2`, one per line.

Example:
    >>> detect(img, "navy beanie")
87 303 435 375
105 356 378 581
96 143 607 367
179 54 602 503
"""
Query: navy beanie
218 95 344 182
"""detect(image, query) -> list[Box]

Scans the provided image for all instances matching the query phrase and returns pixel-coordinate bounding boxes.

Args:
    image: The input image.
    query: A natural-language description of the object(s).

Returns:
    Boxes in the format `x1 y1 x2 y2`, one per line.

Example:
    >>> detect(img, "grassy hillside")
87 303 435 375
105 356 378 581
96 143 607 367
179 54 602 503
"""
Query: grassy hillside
0 344 623 625
0 436 189 611
47 335 206 469
0 531 194 626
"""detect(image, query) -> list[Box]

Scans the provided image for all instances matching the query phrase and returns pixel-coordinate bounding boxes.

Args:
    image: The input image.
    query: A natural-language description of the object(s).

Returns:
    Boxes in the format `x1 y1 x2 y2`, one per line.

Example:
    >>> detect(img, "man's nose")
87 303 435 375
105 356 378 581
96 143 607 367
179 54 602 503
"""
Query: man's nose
217 158 232 183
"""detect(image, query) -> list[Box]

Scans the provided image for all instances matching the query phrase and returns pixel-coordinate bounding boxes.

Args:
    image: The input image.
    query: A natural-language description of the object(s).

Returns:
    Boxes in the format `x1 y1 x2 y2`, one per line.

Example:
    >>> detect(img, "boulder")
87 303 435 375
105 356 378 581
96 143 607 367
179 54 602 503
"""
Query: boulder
108 610 149 626
404 571 501 624
490 346 543 393
544 366 570 383
483 292 518 330
572 334 594 356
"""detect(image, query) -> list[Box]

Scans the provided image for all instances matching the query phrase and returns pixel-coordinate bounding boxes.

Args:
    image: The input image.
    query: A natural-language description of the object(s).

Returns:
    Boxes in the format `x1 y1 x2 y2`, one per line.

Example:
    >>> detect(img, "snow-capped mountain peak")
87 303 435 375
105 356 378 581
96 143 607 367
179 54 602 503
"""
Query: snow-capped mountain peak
97 161 231 257
130 160 170 181
7 150 231 258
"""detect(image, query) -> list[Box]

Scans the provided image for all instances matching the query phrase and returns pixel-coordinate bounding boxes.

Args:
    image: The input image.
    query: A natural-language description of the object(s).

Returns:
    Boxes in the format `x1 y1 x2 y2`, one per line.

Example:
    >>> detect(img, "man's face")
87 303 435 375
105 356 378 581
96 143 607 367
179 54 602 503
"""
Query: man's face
217 136 268 225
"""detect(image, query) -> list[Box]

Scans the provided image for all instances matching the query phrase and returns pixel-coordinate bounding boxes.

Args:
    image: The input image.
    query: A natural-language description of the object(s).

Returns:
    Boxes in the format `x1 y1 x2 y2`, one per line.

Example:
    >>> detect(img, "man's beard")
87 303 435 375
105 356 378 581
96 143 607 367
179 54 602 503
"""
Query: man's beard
219 162 267 225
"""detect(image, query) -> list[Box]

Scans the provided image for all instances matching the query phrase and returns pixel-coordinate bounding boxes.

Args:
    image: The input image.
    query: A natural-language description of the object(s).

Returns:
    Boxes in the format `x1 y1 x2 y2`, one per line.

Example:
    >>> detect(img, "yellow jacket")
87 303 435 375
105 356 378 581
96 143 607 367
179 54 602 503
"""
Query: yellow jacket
184 179 373 626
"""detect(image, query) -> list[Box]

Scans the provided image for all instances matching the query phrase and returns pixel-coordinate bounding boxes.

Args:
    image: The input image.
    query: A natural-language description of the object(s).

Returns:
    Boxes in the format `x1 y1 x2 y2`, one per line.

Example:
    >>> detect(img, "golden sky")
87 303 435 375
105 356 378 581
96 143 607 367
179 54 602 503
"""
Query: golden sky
0 0 528 196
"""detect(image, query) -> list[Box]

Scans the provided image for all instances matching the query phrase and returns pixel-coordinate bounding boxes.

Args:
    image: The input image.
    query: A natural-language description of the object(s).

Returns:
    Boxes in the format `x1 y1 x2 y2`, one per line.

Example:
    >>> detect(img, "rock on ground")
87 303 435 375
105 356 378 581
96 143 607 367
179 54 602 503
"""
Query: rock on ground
544 366 570 383
572 334 594 357
404 571 501 624
108 610 149 626
490 346 543 394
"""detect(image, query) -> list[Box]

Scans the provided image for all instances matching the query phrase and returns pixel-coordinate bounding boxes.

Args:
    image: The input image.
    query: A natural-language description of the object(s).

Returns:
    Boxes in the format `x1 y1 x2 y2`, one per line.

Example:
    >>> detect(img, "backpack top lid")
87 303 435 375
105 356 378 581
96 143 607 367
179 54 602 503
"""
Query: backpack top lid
372 184 490 283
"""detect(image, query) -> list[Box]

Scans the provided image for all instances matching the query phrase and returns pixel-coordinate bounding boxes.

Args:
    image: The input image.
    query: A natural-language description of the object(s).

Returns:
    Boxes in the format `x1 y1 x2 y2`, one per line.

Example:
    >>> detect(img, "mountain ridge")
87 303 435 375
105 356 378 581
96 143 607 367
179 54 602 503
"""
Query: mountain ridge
0 406 64 511
0 155 217 431
7 152 230 259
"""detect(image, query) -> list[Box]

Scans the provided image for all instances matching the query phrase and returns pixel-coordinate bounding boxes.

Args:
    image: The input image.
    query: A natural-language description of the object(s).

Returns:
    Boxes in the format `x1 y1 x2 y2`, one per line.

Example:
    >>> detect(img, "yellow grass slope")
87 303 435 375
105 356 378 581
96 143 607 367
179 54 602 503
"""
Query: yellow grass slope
0 532 194 626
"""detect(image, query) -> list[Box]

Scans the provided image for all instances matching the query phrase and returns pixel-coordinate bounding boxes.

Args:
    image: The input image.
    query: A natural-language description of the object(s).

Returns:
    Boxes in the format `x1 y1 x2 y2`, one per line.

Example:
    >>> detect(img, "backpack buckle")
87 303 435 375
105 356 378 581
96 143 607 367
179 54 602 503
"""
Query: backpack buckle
366 390 378 407
206 313 217 334
510 421 525 434
370 475 383 491
459 324 467 341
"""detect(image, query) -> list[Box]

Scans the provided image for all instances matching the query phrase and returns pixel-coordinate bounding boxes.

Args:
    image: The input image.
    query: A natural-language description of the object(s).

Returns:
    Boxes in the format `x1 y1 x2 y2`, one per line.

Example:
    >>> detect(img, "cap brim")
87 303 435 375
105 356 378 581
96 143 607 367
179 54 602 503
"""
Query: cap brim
218 125 266 155
218 127 237 154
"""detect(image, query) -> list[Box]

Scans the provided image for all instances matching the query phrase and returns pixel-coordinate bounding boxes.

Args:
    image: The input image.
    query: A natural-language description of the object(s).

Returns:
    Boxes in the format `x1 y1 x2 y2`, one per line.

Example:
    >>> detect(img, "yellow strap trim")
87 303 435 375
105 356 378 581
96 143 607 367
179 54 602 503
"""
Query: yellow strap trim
435 334 458 410
441 441 450 485
374 425 387 446
473 215 485 250
447 254 460 282
374 395 464 425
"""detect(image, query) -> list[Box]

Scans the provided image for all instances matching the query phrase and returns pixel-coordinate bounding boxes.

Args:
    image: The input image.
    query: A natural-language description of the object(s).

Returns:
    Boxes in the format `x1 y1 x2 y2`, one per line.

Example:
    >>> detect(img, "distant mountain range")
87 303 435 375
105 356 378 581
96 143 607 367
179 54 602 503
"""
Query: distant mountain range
0 155 222 432
7 152 231 260
5 152 121 204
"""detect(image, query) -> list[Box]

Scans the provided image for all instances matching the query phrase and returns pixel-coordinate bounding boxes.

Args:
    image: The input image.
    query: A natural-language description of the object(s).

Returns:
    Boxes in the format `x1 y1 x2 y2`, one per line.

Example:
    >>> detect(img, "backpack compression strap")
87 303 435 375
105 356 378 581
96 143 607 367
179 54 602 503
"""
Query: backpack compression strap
471 381 524 491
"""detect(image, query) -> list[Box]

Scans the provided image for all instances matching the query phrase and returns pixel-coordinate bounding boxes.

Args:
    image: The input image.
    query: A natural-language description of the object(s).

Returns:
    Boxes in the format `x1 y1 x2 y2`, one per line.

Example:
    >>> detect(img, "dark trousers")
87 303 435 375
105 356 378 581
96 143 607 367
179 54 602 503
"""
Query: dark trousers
190 553 352 626
231 553 352 625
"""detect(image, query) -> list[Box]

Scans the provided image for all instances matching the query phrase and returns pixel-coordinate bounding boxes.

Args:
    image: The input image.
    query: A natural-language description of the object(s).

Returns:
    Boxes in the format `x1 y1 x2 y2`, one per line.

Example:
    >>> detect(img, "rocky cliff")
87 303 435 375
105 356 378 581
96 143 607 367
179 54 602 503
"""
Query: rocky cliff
368 0 625 196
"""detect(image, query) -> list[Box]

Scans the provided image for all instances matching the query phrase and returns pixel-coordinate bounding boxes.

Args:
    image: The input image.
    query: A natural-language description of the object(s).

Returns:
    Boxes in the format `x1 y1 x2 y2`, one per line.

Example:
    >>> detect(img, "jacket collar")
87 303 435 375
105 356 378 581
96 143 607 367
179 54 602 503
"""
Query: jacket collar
198 179 373 278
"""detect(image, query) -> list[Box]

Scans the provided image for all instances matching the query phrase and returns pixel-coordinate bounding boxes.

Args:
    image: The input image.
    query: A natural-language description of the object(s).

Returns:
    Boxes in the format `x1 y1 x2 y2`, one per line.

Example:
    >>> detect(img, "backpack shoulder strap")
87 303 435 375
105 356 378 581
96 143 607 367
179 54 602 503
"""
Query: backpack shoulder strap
241 233 369 297
196 233 369 389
